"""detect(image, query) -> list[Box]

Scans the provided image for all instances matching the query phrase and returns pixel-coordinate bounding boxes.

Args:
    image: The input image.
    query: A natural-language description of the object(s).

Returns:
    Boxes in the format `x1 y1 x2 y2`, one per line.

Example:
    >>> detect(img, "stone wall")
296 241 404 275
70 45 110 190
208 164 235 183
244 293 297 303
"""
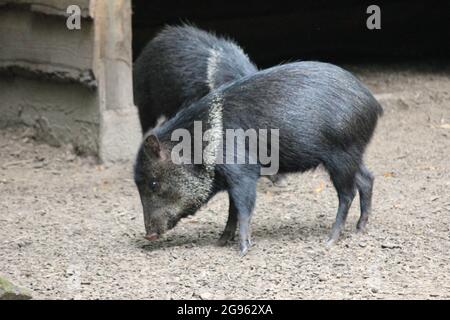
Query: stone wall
0 0 141 162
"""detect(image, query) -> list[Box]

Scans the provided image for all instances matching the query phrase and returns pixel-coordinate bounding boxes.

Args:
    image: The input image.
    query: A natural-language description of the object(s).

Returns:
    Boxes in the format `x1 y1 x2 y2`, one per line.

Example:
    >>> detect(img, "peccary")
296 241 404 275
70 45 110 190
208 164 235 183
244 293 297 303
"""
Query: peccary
134 61 383 255
133 24 258 133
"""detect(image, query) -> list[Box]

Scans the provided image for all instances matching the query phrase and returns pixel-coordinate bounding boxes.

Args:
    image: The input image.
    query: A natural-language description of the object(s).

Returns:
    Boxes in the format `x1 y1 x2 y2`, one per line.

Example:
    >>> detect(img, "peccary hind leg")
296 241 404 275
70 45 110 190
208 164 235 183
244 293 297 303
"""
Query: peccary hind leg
217 194 238 246
326 154 358 245
355 164 374 232
227 178 257 256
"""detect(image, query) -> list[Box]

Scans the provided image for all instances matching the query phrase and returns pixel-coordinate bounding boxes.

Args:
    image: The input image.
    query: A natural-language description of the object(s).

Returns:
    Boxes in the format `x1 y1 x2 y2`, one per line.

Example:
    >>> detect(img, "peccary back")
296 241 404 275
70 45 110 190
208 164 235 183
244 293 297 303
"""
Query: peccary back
133 24 258 133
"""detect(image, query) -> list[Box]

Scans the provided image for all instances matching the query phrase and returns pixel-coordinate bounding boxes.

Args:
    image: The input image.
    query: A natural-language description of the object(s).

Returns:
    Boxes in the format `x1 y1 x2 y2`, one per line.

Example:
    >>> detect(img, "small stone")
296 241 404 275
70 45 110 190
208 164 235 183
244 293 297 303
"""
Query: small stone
318 274 328 282
381 243 402 249
195 290 215 300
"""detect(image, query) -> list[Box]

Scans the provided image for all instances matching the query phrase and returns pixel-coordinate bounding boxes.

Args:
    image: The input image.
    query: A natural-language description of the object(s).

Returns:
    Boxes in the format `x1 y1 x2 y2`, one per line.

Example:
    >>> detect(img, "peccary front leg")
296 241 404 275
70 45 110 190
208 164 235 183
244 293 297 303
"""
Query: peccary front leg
217 194 238 246
227 178 257 256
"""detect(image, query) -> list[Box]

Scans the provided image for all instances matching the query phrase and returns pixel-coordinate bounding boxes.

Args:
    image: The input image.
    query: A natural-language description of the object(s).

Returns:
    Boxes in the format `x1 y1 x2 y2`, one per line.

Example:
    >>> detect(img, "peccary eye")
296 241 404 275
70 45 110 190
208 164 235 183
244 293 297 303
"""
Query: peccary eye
149 181 158 191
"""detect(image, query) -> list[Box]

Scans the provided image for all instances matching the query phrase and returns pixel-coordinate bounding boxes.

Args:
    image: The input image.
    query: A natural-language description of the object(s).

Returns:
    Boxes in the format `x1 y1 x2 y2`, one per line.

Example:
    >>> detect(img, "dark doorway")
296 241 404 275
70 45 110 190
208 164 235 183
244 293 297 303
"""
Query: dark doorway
132 0 449 68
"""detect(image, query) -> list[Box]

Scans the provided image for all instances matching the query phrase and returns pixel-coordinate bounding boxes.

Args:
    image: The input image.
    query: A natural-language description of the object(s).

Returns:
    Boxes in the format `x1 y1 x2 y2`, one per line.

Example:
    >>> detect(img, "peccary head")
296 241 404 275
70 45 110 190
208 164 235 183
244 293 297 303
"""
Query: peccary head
134 134 214 241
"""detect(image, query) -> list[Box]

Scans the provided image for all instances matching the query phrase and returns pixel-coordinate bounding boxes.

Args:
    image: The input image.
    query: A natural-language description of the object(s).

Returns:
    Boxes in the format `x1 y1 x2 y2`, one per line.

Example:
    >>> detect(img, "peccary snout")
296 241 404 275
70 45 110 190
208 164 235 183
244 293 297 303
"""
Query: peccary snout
144 233 159 241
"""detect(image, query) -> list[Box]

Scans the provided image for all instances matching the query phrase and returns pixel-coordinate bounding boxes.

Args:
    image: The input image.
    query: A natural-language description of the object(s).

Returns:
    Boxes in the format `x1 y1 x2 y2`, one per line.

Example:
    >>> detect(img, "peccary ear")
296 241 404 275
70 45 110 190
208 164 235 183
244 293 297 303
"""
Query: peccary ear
143 134 162 158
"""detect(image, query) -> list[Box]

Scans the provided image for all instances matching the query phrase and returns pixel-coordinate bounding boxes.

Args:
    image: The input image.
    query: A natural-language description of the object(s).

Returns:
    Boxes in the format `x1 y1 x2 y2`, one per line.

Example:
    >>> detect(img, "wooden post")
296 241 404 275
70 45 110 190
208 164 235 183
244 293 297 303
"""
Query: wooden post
94 0 141 162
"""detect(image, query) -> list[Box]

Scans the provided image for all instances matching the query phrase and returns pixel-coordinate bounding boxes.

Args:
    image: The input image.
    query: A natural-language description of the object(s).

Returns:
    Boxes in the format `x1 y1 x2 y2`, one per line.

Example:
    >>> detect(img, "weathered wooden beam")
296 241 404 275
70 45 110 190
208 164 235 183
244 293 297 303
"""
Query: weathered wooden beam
0 7 97 88
0 0 94 18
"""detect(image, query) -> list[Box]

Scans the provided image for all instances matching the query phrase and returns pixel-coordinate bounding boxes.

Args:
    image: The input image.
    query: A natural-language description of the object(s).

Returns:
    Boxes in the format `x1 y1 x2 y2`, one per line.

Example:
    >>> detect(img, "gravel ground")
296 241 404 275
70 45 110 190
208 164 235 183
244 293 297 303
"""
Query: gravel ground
0 63 449 299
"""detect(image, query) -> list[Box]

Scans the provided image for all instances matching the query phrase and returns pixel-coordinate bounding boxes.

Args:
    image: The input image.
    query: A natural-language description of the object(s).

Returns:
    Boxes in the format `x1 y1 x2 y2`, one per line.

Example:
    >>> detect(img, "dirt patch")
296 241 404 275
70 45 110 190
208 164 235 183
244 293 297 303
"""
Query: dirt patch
1 63 449 299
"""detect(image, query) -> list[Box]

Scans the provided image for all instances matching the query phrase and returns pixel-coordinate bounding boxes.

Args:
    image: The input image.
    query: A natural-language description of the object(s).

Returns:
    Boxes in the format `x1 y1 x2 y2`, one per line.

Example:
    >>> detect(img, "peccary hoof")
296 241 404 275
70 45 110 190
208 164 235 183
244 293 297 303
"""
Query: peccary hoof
239 240 252 257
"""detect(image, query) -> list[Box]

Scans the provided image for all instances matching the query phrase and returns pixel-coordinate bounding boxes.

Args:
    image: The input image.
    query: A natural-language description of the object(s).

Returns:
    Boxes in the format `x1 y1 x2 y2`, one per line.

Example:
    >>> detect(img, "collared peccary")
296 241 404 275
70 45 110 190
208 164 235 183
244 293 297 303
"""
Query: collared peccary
133 24 258 133
134 61 383 255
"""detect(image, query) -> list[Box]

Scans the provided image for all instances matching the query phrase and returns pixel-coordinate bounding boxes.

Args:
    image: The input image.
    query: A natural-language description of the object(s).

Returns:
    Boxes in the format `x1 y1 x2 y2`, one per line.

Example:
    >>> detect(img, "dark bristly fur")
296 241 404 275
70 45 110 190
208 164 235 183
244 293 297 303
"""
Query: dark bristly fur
133 24 258 133
134 61 383 255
